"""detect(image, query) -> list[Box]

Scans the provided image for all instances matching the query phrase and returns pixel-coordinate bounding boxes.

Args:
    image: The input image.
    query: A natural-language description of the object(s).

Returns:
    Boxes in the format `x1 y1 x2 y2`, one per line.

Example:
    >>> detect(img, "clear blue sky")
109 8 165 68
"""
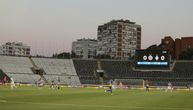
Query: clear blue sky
1 0 193 56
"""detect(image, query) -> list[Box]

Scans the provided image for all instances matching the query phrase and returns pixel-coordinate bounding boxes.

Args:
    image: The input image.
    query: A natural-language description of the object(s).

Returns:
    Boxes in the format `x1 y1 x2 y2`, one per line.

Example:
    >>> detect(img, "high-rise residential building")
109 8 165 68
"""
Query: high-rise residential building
72 38 97 59
0 42 30 56
97 19 141 59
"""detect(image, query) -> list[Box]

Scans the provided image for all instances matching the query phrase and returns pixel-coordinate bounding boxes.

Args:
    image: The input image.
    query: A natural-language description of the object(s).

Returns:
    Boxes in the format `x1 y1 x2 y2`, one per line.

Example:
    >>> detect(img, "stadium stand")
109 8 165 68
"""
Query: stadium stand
72 59 193 86
173 61 193 73
1 55 193 87
43 75 80 86
32 58 76 75
6 73 40 84
148 78 192 86
98 60 193 86
32 58 81 86
100 60 132 78
0 56 40 84
0 56 33 74
73 59 100 84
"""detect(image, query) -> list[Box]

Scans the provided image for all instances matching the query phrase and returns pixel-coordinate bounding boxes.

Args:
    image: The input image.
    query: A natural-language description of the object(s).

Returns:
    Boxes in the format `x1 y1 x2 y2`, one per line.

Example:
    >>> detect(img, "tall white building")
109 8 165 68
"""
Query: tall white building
0 42 30 56
97 19 141 59
72 38 97 59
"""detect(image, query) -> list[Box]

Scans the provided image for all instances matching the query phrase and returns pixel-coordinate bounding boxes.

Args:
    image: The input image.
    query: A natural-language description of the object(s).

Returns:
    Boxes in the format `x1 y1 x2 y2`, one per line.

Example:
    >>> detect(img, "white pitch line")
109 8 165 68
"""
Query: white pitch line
3 101 192 110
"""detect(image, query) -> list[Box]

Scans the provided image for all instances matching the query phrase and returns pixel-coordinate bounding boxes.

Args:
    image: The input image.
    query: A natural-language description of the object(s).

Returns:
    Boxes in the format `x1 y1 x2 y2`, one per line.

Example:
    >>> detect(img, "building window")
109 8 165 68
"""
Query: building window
118 29 122 33
118 38 122 42
117 48 122 51
137 27 141 31
118 24 122 28
118 34 122 38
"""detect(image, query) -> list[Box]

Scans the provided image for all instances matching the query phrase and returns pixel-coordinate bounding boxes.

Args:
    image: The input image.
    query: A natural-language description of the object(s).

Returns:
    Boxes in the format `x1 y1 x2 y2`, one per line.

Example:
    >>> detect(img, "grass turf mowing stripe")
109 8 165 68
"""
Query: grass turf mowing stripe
3 101 192 110
0 99 7 103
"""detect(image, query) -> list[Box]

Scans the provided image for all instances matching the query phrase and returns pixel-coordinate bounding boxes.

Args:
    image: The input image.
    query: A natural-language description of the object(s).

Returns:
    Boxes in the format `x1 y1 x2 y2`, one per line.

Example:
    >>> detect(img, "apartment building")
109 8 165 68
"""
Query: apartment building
97 19 141 59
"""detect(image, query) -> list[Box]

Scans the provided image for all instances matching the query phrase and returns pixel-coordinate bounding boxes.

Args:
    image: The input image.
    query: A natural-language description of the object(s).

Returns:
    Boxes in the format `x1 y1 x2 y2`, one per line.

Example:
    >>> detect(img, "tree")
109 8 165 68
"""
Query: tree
71 51 78 58
96 54 111 59
52 52 71 59
179 48 193 60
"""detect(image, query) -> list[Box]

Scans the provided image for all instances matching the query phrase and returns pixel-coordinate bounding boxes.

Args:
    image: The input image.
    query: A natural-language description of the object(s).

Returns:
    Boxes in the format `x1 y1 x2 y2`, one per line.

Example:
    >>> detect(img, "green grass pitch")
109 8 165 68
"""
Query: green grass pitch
0 86 193 110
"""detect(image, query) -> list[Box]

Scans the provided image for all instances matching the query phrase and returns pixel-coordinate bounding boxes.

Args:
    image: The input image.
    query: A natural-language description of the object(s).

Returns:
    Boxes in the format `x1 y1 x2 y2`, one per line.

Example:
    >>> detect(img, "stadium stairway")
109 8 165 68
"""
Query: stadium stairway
97 60 104 84
97 60 102 70
170 60 176 71
29 57 49 84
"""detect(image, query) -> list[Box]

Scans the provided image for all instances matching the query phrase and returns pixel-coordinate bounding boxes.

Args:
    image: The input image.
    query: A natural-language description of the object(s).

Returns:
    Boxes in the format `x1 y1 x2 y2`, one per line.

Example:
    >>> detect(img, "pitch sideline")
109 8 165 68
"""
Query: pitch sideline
1 100 192 110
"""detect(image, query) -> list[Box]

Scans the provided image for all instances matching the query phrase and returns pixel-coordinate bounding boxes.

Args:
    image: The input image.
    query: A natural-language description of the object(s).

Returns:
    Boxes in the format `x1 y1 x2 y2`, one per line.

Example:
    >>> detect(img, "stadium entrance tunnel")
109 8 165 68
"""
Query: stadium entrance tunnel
31 67 46 75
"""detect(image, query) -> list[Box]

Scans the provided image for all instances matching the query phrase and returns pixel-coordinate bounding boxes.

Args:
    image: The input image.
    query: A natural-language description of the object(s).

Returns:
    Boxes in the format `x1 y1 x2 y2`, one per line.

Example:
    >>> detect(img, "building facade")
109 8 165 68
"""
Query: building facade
97 19 141 59
175 37 193 59
147 36 193 59
0 42 30 56
161 36 175 59
72 38 97 59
